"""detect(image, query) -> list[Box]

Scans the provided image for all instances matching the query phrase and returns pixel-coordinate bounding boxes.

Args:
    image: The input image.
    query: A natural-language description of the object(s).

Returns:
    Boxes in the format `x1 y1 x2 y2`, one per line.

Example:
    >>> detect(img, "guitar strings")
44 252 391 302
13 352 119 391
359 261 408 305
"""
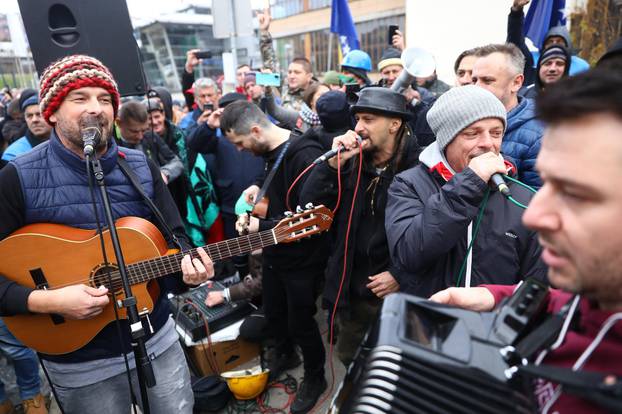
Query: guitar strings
42 223 321 290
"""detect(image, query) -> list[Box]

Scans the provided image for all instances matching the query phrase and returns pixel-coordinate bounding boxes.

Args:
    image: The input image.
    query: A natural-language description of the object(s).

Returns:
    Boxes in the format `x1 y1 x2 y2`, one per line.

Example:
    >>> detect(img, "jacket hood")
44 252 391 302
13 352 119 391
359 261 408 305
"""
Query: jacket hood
544 26 572 49
152 87 173 121
506 96 537 134
535 45 571 91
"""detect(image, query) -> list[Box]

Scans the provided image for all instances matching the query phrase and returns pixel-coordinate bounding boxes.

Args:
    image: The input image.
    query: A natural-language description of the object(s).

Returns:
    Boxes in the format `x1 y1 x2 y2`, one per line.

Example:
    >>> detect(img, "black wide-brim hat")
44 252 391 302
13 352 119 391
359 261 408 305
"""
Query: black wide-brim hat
350 86 412 119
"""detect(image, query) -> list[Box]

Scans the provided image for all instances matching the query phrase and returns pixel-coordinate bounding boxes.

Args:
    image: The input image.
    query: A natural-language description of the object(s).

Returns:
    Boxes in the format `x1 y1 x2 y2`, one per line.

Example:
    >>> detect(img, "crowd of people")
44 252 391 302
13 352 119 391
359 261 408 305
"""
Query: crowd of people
0 1 621 413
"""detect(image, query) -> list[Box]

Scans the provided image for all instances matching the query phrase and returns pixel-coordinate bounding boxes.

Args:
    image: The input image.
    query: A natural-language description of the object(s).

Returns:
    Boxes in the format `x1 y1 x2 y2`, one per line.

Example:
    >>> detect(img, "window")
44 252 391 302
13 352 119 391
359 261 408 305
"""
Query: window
272 14 405 75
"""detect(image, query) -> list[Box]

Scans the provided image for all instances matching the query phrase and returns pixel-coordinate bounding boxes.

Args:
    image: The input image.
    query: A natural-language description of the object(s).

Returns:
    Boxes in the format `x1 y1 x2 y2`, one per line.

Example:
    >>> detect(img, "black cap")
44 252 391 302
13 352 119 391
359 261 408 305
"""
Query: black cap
219 92 247 108
316 91 351 132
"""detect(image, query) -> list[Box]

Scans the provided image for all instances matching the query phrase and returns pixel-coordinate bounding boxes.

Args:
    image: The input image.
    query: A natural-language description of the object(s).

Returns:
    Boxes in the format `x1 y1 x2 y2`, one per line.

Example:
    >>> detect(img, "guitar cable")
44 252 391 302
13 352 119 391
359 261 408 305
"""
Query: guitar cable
85 154 141 414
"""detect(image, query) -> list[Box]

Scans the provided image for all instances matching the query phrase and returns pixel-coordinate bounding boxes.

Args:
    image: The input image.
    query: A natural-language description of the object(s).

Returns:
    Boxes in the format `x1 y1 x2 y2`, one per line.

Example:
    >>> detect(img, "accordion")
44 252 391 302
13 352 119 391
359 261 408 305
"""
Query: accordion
329 293 538 414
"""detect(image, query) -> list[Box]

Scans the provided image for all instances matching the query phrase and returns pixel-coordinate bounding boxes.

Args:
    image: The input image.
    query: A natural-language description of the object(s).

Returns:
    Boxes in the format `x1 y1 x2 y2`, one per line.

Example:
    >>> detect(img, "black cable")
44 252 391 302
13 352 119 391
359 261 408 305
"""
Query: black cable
85 154 139 414
37 354 65 414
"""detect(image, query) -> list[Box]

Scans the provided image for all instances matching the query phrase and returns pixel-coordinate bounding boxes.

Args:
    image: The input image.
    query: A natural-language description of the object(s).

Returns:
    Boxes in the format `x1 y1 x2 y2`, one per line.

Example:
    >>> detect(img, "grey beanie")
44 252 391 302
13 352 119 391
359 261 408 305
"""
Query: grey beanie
426 85 507 151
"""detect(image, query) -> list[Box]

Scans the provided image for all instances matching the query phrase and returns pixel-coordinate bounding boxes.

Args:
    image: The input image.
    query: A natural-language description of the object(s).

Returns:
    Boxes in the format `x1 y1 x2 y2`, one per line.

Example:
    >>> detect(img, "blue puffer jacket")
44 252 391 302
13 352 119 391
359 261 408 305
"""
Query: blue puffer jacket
2 136 34 161
502 96 544 188
13 131 153 228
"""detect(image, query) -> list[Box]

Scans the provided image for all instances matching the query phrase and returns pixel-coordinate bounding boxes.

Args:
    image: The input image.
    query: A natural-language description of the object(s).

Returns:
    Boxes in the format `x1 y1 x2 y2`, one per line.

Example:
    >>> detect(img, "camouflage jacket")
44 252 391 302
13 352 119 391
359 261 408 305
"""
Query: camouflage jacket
259 29 305 112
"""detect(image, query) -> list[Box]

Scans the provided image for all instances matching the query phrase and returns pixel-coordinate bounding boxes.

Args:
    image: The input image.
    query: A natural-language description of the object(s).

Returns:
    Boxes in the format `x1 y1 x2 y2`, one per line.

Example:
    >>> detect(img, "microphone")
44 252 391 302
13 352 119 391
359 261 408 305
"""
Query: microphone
82 119 102 157
491 173 511 197
312 136 363 165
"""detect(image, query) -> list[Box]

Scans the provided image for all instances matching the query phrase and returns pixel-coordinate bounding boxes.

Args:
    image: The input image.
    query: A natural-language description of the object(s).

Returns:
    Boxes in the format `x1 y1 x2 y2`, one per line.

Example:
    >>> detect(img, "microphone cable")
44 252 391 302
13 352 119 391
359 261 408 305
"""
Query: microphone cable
501 175 538 209
285 147 345 215
311 145 364 413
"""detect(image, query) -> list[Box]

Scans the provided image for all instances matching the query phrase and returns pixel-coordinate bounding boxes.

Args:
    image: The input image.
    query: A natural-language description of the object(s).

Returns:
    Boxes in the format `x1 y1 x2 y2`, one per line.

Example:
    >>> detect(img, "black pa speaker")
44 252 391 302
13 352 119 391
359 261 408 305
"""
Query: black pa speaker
17 0 146 96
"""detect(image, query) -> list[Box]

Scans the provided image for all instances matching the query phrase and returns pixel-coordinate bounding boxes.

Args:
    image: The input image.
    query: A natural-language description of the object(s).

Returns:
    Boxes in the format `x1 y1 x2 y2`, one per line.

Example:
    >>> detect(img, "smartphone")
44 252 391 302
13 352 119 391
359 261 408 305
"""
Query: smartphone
203 103 214 112
388 25 399 45
194 50 212 59
255 72 281 87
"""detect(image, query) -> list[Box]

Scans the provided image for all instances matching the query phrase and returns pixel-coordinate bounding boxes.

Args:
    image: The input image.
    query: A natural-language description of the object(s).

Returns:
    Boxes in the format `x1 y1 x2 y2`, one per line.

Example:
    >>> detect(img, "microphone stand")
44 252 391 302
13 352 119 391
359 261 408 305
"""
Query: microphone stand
88 153 155 414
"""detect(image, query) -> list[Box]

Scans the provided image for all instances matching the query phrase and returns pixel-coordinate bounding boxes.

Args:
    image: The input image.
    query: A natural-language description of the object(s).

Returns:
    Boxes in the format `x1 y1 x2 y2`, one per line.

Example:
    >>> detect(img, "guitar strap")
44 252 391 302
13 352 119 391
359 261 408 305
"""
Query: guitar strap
254 138 291 206
117 155 184 251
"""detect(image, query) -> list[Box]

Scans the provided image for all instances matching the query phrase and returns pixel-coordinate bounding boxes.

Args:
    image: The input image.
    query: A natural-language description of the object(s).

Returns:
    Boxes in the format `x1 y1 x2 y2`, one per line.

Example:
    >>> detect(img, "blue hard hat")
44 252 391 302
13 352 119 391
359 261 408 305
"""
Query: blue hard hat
341 50 372 72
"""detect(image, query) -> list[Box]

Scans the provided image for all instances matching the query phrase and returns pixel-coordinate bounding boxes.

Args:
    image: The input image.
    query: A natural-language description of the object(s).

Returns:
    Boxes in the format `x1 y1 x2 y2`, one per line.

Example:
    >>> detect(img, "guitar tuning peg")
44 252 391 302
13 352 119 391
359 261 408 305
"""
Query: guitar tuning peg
284 211 293 217
305 203 314 210
296 205 303 213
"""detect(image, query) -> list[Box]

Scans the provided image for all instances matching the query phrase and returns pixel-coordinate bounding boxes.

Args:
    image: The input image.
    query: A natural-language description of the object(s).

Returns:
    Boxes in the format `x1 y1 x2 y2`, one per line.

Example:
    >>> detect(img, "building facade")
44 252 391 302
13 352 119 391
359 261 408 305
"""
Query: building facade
268 0 406 74
0 11 36 90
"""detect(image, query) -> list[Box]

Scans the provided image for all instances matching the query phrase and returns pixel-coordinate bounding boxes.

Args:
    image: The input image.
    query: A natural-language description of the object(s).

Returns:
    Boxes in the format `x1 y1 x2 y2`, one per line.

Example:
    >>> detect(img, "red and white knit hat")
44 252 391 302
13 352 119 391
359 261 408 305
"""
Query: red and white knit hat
39 55 120 125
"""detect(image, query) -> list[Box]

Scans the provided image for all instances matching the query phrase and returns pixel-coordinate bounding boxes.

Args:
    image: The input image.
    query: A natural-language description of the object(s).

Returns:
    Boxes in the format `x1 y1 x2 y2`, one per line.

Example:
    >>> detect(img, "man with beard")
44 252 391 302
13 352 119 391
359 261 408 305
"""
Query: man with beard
0 55 214 413
2 95 52 161
430 68 622 414
300 87 421 366
220 101 328 414
385 85 546 298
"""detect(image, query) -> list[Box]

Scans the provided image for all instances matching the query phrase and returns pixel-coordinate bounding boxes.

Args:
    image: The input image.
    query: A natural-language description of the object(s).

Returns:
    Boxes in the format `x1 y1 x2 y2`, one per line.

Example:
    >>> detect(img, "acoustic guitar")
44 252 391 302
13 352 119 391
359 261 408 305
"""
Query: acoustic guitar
0 205 333 355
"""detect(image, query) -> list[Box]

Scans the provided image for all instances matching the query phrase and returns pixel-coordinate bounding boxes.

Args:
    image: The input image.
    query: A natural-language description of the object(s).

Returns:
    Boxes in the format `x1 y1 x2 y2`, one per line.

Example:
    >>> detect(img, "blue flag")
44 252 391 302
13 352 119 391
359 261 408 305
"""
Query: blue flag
330 0 360 55
524 0 567 49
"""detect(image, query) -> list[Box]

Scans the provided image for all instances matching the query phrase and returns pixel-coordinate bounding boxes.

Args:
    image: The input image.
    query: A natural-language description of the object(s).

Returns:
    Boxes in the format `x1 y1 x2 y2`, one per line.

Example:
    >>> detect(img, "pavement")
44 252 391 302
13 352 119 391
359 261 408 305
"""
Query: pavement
0 307 346 414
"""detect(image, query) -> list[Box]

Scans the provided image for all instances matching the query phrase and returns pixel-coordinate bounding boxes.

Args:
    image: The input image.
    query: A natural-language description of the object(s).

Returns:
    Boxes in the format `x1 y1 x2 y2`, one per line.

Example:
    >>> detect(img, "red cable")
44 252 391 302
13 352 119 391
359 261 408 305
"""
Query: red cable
256 381 297 413
286 163 316 213
311 145 364 412
184 300 221 375
332 150 342 214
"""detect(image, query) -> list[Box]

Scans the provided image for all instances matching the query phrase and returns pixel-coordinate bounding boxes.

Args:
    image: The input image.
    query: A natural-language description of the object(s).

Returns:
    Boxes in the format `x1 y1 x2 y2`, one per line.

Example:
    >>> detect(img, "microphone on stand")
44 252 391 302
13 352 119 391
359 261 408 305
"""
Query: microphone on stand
82 119 102 157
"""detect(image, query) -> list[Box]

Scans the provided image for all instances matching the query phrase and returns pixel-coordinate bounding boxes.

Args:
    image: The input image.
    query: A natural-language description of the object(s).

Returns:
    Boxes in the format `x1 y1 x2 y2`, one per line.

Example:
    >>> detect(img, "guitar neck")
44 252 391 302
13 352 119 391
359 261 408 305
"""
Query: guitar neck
126 228 279 285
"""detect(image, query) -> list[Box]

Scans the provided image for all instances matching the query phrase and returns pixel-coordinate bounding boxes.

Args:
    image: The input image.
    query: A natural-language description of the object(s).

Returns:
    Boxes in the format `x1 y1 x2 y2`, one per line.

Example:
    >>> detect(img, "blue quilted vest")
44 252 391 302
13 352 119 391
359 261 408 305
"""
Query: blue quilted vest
11 132 171 363
12 131 153 228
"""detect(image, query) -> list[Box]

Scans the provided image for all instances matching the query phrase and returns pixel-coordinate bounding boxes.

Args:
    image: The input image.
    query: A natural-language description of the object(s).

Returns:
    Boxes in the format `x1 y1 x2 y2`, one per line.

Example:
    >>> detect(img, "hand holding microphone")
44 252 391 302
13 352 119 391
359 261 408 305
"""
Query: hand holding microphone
468 152 511 196
320 130 365 170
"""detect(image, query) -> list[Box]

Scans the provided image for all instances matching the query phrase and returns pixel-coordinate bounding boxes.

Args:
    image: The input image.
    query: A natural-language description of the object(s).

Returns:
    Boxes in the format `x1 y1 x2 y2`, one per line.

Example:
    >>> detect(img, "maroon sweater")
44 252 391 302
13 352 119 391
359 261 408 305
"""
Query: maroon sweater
484 284 622 413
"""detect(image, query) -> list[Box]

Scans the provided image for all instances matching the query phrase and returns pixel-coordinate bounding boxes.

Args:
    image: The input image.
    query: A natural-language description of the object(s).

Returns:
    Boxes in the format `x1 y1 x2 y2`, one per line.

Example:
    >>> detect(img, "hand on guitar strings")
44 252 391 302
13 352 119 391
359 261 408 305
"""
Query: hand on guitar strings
236 213 259 234
27 284 109 320
181 247 214 286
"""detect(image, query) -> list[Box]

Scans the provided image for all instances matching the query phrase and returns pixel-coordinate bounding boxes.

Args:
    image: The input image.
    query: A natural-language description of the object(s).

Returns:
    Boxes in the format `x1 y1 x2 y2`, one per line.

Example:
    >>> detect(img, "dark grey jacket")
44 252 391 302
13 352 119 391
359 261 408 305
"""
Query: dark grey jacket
385 142 547 298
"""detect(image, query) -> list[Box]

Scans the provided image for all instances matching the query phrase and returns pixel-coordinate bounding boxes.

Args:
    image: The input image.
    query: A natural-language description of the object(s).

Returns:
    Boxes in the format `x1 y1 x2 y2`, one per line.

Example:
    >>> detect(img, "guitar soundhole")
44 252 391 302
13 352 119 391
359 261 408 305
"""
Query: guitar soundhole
91 265 122 294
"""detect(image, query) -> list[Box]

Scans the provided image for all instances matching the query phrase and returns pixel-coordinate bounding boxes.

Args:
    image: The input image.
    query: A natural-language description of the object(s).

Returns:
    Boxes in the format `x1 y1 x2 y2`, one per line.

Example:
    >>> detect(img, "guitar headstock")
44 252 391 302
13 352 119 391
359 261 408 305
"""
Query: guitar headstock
274 204 333 244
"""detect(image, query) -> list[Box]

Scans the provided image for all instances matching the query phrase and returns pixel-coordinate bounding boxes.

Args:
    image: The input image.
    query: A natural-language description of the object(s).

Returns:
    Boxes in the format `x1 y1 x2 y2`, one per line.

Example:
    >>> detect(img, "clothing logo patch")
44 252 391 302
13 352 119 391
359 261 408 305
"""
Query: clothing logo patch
505 231 518 239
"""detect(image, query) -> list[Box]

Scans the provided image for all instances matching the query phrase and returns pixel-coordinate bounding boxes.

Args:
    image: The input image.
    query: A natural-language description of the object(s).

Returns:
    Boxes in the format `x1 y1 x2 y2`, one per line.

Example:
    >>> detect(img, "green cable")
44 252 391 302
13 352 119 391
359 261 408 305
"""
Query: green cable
507 196 529 209
455 189 490 287
504 174 538 194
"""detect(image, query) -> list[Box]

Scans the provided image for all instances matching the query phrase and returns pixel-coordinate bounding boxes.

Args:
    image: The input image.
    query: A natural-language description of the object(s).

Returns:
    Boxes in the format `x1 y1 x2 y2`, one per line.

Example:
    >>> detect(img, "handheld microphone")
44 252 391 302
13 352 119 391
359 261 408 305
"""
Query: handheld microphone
491 173 511 197
312 136 363 165
82 119 102 157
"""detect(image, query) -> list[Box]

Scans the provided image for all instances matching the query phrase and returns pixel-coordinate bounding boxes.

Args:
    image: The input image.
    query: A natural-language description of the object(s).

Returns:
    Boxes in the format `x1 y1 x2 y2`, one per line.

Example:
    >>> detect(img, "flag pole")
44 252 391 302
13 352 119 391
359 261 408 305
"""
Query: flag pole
327 32 333 72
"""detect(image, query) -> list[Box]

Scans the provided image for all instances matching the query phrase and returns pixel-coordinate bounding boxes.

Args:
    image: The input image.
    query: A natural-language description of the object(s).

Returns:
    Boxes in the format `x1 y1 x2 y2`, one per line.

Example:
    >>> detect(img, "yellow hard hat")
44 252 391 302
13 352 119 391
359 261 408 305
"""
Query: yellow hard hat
221 366 269 400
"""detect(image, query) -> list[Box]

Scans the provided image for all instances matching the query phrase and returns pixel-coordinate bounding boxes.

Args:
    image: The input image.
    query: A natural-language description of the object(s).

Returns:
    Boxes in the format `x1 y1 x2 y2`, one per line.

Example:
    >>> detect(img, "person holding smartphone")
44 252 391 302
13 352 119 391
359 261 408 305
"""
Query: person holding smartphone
178 77 220 135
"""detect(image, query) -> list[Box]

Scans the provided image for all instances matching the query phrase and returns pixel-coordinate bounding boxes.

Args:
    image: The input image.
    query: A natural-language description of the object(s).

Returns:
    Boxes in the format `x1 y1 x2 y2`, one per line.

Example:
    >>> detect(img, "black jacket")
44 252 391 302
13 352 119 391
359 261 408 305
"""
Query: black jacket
301 126 421 310
258 133 329 270
385 143 547 298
